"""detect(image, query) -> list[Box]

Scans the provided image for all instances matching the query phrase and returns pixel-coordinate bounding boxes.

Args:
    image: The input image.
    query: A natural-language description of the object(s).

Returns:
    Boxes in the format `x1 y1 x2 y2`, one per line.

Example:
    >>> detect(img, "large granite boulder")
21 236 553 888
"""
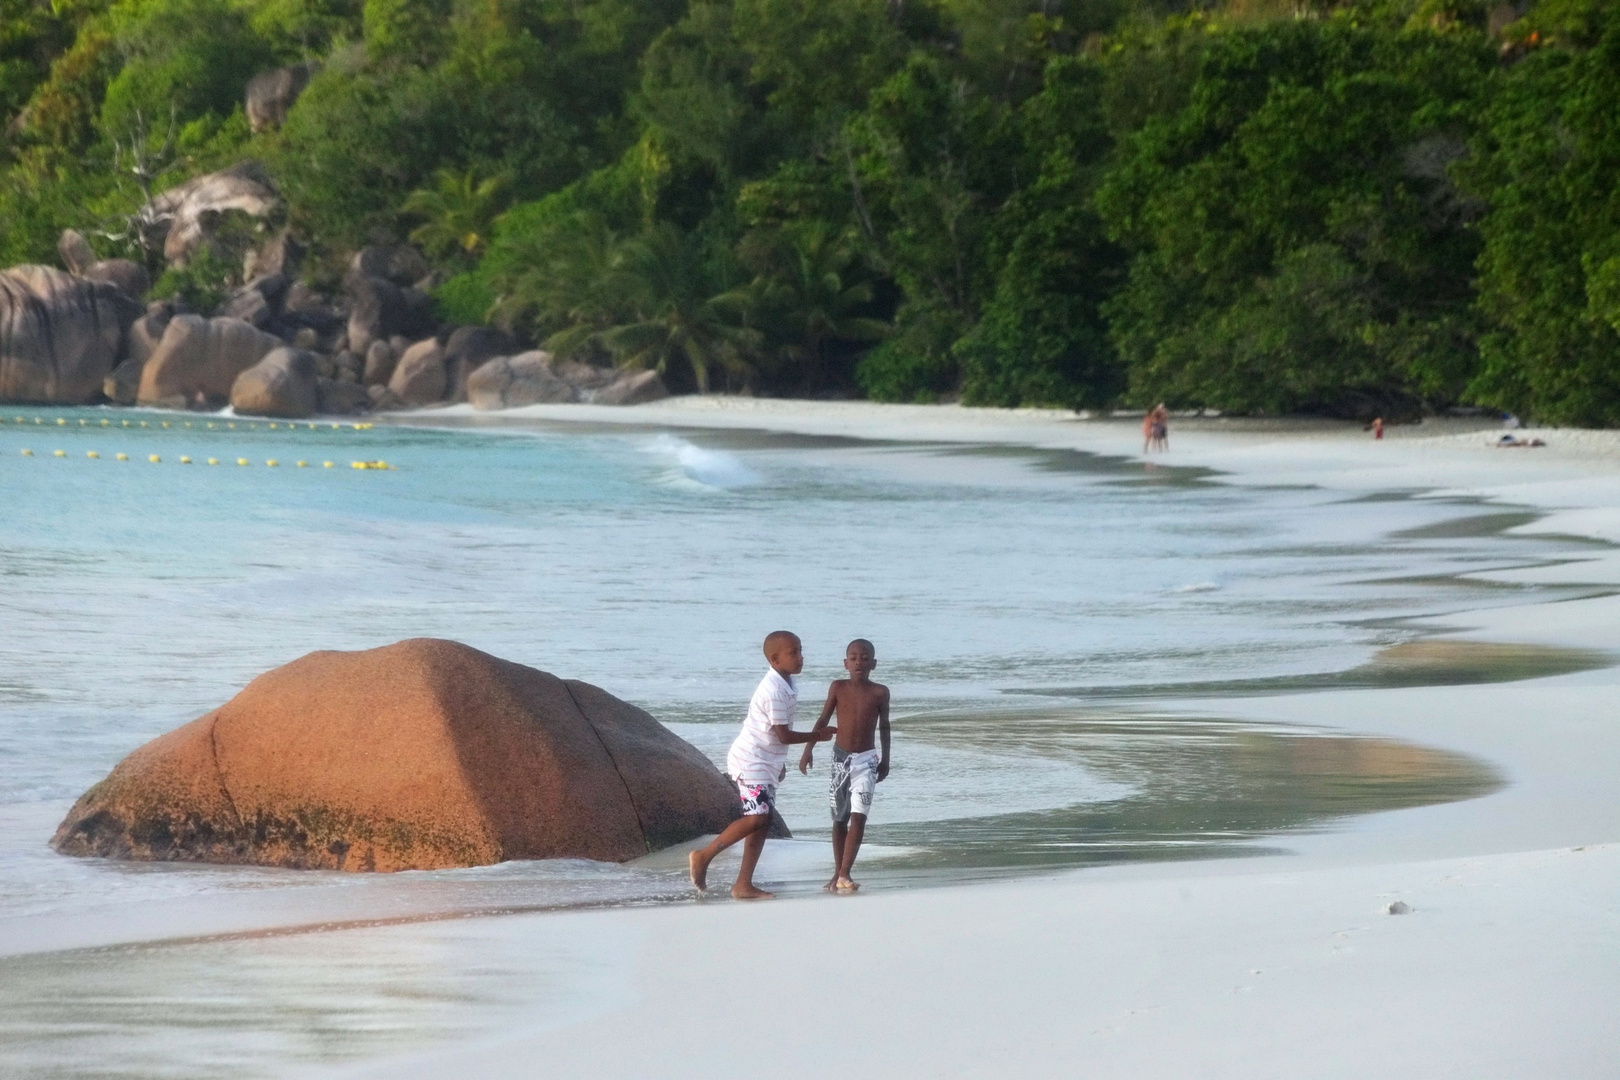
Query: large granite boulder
442 325 514 403
83 259 151 299
245 62 317 134
316 376 371 415
593 368 670 406
231 347 320 418
102 307 174 404
137 314 282 409
389 337 446 405
346 274 434 356
0 266 140 404
468 350 575 409
144 162 282 266
51 639 747 871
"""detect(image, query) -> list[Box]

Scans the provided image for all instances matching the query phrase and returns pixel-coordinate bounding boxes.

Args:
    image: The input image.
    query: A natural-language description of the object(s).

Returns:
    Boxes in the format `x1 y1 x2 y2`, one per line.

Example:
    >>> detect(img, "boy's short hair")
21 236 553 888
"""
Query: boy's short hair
847 638 874 655
763 630 799 656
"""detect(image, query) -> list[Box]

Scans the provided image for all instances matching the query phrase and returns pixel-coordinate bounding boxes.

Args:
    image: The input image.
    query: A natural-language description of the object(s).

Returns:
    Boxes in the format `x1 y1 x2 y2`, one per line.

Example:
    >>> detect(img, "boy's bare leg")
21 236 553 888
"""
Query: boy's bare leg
834 813 867 891
690 814 766 892
825 822 848 892
732 825 774 899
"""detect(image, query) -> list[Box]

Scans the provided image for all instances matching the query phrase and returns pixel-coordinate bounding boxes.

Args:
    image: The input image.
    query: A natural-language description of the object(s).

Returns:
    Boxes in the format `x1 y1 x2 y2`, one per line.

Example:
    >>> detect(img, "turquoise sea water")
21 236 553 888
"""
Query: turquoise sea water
0 405 1606 1077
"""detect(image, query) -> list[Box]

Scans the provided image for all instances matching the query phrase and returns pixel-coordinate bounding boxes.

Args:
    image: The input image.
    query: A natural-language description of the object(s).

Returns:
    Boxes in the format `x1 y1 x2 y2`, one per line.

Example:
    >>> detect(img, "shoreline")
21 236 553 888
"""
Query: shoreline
353 397 1620 1077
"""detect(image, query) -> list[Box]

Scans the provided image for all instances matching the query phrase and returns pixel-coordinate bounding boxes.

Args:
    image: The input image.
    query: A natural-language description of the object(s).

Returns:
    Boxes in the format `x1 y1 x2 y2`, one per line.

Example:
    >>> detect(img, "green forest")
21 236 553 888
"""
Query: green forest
4 0 1620 420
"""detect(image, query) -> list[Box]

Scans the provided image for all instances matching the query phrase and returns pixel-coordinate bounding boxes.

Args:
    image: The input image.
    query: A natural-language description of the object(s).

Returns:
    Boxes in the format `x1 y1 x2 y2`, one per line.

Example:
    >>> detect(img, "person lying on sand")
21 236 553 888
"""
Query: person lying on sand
690 631 833 900
799 639 891 893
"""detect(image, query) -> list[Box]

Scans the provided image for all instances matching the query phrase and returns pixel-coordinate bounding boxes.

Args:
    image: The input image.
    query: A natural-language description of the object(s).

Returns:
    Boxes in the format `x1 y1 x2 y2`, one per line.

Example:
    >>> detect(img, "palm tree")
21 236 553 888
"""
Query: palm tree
594 223 760 392
401 168 511 262
746 223 888 389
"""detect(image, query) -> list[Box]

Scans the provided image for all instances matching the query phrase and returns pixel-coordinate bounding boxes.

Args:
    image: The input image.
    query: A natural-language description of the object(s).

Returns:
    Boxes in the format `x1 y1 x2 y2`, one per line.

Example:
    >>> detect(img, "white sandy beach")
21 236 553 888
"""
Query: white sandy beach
337 399 1620 1078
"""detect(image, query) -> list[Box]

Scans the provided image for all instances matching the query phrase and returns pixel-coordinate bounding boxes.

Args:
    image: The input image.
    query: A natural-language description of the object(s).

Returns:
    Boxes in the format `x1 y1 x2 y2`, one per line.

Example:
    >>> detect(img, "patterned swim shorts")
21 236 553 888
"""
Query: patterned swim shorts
735 778 778 817
830 746 879 824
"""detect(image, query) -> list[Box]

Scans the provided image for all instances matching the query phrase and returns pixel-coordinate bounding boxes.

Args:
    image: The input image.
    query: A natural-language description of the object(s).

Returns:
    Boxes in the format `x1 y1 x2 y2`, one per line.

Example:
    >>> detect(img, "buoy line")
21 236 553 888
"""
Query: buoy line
15 447 396 470
4 415 373 431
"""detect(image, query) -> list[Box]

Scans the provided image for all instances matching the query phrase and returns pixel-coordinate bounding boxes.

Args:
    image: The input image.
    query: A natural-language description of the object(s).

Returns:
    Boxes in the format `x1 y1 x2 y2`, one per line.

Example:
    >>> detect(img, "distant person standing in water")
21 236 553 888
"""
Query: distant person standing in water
800 639 891 893
1144 403 1169 452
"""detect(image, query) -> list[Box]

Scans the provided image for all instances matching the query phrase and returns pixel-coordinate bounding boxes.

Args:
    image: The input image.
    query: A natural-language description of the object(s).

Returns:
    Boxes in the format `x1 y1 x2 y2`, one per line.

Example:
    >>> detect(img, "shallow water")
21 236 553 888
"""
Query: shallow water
0 405 1606 1076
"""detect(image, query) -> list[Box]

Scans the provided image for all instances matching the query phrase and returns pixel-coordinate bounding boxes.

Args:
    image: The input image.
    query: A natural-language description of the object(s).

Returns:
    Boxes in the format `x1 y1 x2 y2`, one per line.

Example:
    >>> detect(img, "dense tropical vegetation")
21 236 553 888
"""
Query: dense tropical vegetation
5 0 1620 419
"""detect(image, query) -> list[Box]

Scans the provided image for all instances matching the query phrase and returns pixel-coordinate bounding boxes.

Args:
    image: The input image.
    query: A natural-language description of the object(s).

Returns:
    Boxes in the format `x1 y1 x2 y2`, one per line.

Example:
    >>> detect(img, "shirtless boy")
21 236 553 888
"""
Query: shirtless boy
689 631 834 900
799 639 891 892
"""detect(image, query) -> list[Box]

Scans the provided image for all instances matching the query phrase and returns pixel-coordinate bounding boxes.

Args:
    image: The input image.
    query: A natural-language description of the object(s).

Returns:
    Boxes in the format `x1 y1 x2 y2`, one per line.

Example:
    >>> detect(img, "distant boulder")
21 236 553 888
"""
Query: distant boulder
592 368 670 406
0 265 140 404
389 337 446 405
137 314 282 409
50 639 748 871
346 274 435 356
82 259 151 299
231 347 321 418
443 325 514 402
102 307 173 404
467 351 575 409
245 62 317 134
363 339 397 386
316 377 371 415
144 162 282 266
57 229 98 275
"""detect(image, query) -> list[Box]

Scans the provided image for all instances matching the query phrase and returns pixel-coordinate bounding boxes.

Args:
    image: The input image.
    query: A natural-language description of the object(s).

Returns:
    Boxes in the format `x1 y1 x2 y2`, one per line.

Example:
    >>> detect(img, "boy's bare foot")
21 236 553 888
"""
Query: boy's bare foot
822 876 840 893
731 883 776 900
689 850 709 892
834 877 859 893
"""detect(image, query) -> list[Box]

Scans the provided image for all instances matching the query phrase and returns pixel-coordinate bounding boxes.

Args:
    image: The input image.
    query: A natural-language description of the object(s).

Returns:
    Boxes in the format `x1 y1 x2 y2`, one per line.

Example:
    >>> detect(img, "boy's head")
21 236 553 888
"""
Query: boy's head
763 630 803 677
843 638 876 681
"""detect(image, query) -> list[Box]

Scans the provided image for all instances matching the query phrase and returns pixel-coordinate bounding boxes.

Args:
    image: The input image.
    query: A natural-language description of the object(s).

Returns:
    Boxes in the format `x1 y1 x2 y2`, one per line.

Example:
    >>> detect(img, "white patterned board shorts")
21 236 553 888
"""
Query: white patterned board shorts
735 778 778 817
830 746 879 824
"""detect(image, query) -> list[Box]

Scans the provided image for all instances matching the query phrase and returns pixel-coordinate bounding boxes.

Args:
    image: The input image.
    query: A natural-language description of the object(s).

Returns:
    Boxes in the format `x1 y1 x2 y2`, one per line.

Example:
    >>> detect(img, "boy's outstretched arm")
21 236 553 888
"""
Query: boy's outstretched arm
798 686 839 774
877 688 892 781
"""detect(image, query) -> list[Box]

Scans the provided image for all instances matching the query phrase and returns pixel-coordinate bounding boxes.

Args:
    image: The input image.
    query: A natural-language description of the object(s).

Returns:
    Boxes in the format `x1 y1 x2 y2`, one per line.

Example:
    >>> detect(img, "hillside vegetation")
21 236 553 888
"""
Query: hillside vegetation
4 0 1619 421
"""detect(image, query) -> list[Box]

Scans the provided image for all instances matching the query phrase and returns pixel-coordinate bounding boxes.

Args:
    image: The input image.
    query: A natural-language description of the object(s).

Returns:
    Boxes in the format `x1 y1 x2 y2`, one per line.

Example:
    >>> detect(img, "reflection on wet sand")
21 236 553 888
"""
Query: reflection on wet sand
1022 639 1610 701
858 708 1501 879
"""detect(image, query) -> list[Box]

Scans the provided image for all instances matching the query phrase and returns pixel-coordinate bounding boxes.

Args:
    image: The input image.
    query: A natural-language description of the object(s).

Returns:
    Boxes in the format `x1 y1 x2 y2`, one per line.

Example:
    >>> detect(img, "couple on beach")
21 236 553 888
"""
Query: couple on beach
688 631 892 900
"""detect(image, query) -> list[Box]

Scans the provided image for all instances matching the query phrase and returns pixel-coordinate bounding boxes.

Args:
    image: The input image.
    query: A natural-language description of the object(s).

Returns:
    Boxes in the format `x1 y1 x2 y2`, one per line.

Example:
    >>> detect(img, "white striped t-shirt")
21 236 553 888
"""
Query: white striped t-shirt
725 668 798 784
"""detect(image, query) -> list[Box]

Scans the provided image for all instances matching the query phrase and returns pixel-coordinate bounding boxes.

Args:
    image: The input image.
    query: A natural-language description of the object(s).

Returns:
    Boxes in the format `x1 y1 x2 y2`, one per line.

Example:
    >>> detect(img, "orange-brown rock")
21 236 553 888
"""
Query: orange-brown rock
52 639 748 872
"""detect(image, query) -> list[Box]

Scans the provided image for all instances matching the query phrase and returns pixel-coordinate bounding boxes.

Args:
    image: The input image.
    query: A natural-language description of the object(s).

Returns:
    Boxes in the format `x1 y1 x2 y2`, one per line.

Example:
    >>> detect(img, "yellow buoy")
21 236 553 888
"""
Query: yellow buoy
207 457 219 465
268 423 277 430
139 421 147 427
307 423 316 430
330 423 340 430
351 461 367 469
20 448 33 456
237 458 249 466
179 456 192 464
87 451 99 459
227 422 236 429
100 419 109 426
207 422 216 429
296 460 308 468
121 420 130 426
148 454 160 463
266 459 279 467
115 453 128 461
53 449 65 456
185 422 193 428
56 418 65 425
323 460 334 468
78 419 86 426
161 421 170 428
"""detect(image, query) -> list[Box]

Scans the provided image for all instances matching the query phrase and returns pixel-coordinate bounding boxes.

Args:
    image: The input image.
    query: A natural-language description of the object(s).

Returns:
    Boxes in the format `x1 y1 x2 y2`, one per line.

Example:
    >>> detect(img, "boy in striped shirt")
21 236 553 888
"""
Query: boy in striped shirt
689 630 833 899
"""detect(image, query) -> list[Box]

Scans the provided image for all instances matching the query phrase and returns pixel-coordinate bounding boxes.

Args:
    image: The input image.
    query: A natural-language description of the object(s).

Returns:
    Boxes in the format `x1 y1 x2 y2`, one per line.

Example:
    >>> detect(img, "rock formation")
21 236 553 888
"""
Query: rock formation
245 62 318 134
142 162 282 266
52 639 748 871
137 314 282 409
389 337 446 405
231 347 321 417
468 351 575 409
593 368 671 406
0 265 140 404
